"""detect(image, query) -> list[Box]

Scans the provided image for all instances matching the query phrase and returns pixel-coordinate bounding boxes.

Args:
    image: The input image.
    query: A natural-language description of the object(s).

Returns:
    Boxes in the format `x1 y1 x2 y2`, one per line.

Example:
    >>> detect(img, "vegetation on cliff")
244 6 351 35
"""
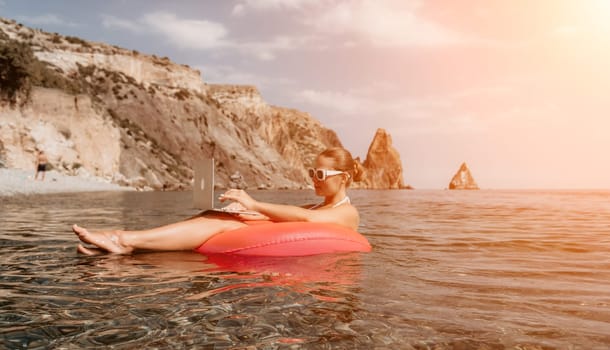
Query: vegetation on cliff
0 28 79 105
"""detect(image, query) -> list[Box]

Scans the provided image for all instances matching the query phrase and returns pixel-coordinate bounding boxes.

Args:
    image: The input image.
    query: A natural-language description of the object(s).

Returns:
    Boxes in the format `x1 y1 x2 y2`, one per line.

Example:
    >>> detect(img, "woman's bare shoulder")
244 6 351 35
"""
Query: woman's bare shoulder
321 203 359 229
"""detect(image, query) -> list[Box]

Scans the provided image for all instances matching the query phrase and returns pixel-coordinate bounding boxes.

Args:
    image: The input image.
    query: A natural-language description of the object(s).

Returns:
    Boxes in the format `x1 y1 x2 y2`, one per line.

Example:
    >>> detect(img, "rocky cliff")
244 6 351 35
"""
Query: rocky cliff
359 128 411 189
448 162 479 190
0 17 405 190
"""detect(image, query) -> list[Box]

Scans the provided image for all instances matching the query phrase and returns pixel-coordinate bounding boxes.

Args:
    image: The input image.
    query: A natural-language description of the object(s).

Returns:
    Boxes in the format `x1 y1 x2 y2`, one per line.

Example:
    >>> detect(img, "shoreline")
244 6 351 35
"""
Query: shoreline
0 168 134 197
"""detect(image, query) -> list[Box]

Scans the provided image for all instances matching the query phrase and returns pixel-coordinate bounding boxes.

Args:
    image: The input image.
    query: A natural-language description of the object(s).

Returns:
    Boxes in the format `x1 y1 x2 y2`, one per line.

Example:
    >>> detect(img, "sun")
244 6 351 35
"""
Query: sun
586 0 610 30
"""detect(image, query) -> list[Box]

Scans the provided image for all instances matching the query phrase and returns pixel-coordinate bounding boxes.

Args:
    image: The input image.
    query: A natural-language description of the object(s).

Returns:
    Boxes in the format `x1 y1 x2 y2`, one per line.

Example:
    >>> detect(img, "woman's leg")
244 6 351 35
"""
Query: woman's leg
73 216 247 254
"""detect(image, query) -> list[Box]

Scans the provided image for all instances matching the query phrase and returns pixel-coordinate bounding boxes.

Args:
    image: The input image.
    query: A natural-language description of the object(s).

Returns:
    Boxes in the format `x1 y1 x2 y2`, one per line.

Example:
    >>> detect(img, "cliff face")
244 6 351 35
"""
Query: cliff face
359 129 409 189
0 18 402 190
448 162 479 190
206 85 342 187
0 89 122 178
5 19 205 93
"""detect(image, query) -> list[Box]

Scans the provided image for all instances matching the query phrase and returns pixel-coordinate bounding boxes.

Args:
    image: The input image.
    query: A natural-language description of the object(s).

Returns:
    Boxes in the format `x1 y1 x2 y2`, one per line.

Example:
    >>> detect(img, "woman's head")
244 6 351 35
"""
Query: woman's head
310 147 362 195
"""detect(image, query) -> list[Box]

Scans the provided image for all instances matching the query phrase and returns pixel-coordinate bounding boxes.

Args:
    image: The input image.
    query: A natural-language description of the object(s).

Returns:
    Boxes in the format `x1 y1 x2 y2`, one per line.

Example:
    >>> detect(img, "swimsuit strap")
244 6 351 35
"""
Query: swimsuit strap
332 196 350 208
309 196 350 210
309 202 322 210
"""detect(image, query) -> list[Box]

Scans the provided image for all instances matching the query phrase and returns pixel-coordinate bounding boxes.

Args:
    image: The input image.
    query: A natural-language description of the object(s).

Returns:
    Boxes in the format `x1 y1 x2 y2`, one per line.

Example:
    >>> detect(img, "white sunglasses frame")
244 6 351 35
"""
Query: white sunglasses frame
308 168 350 181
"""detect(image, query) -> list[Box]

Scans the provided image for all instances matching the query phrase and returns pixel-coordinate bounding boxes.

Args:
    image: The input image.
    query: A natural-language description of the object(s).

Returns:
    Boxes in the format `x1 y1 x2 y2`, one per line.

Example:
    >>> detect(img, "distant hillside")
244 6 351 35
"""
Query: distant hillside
0 17 407 190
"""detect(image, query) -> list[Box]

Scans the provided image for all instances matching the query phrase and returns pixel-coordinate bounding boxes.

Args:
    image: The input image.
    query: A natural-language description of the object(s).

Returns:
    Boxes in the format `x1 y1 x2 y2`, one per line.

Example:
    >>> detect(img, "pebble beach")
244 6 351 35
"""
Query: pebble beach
0 168 133 197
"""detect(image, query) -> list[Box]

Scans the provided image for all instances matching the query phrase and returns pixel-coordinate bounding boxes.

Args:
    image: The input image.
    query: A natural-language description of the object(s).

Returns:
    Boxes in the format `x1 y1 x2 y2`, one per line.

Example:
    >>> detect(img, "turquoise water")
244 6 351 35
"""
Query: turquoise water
2 189 610 349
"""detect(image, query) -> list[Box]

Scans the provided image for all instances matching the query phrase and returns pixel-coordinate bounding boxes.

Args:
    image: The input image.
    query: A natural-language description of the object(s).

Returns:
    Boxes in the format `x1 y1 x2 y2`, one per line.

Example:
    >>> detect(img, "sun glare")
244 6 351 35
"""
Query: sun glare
586 0 610 30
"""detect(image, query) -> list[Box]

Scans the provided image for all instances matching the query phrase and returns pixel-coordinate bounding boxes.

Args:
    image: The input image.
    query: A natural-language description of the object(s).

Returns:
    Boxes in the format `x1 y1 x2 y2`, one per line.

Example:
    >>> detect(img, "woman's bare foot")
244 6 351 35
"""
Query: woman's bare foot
73 224 133 254
76 244 105 255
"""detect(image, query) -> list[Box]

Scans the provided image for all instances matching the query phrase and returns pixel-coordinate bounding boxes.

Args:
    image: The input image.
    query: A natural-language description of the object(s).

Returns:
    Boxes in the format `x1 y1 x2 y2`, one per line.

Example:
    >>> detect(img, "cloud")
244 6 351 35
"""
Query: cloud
101 12 306 59
101 12 228 50
239 34 318 60
197 64 295 88
292 81 551 136
231 0 315 16
295 89 367 115
101 15 143 33
99 3 469 62
230 0 465 47
15 14 78 27
198 64 269 86
231 4 246 17
306 0 466 47
294 85 452 119
143 12 228 50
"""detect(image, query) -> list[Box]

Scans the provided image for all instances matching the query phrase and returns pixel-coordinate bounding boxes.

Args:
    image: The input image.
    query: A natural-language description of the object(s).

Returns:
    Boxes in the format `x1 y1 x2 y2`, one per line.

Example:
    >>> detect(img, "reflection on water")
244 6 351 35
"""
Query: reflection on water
2 189 610 348
1 246 366 348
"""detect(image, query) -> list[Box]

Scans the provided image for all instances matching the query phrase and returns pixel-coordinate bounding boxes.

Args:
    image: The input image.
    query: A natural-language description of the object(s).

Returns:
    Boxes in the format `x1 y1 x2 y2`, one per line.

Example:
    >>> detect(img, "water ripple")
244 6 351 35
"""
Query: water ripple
3 190 610 348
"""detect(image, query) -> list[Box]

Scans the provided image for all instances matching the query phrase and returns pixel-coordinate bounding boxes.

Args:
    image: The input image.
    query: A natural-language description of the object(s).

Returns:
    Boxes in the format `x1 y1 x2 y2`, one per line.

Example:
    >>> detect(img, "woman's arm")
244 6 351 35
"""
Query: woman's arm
185 202 270 221
256 201 358 229
223 201 270 221
220 190 359 229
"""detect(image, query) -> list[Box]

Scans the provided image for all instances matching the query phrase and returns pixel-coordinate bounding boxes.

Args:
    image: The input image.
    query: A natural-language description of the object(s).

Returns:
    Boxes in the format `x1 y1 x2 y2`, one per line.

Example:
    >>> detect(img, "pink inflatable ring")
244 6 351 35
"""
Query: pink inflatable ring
195 221 371 256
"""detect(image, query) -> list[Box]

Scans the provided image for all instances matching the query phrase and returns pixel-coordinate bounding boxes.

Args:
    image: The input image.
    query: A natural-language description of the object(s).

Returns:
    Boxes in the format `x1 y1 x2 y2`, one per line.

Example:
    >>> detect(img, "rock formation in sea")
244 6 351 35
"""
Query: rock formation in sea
0 17 406 190
358 128 411 189
448 162 479 190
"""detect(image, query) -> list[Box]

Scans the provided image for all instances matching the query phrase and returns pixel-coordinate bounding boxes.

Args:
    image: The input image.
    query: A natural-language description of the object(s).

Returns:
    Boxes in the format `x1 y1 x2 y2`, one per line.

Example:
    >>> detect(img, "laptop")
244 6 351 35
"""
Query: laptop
192 159 260 215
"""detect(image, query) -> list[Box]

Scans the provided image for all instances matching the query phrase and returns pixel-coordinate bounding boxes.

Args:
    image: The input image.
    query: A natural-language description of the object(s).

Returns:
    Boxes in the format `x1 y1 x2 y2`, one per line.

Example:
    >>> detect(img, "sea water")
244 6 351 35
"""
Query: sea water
1 189 610 349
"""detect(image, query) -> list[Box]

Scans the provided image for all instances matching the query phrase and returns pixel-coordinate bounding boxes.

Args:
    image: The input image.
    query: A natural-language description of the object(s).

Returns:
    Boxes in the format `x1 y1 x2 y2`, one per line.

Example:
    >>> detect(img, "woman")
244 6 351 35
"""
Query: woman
73 147 362 255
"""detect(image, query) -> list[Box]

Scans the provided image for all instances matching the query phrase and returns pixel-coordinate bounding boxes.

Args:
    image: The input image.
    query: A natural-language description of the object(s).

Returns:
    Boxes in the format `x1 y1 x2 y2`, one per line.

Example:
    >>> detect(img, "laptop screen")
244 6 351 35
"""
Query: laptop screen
193 158 215 210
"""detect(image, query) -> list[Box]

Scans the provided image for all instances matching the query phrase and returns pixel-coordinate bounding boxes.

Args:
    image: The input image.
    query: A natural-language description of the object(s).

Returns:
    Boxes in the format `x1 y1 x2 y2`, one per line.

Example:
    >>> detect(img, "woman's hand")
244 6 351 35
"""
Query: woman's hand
222 201 247 211
219 189 258 211
235 212 270 221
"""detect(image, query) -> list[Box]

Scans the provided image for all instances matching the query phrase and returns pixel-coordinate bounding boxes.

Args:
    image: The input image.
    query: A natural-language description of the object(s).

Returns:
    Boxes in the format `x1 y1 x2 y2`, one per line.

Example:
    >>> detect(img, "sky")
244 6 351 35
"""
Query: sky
2 0 610 189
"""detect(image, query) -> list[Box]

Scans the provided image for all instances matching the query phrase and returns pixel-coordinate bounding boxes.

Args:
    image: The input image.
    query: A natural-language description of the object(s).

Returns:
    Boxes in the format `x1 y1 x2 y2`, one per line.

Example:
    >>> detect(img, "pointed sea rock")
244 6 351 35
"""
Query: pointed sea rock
360 128 409 189
448 162 479 190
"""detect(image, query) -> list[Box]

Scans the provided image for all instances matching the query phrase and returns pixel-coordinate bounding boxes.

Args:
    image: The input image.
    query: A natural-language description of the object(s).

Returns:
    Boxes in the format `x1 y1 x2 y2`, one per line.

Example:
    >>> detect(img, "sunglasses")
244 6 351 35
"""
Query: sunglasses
308 168 349 181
